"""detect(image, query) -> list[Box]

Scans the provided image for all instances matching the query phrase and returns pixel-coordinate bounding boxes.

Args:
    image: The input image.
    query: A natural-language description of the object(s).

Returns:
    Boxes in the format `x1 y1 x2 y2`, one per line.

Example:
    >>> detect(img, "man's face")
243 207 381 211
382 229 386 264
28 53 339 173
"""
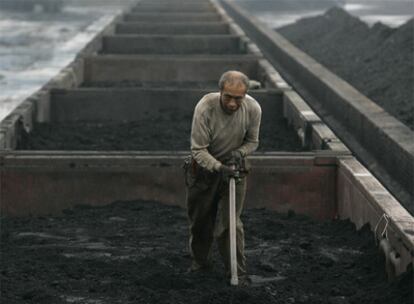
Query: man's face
220 83 247 115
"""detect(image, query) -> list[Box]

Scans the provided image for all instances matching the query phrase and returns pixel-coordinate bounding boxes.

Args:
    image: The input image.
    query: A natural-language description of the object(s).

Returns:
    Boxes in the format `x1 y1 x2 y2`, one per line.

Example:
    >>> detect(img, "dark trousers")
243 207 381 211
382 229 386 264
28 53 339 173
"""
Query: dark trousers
185 164 247 276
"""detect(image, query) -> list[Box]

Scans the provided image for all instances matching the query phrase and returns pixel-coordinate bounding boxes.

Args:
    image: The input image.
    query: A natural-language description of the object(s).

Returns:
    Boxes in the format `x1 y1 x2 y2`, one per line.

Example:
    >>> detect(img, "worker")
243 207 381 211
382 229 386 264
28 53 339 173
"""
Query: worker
184 70 262 286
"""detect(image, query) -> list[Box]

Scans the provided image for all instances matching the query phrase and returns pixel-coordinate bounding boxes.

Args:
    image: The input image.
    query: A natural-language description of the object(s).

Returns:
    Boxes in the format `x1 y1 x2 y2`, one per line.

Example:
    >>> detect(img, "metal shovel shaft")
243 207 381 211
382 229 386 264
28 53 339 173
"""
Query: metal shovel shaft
229 176 238 286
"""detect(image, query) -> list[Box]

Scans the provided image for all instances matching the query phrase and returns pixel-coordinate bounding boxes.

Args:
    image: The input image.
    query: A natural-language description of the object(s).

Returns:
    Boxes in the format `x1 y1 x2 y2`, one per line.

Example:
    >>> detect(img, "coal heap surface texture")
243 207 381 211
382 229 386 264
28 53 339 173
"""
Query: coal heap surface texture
277 7 414 130
18 118 304 152
1 200 412 304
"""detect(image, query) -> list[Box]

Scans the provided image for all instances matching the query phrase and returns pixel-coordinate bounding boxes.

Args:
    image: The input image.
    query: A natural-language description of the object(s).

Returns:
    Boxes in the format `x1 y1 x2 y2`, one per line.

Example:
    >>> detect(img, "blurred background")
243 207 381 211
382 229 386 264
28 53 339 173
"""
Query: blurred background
0 0 413 121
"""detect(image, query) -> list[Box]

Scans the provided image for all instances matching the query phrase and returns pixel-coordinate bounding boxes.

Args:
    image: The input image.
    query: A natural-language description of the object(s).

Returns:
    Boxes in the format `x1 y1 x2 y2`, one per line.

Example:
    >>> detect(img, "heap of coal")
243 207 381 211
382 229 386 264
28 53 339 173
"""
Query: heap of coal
1 200 412 304
18 118 304 151
277 7 414 129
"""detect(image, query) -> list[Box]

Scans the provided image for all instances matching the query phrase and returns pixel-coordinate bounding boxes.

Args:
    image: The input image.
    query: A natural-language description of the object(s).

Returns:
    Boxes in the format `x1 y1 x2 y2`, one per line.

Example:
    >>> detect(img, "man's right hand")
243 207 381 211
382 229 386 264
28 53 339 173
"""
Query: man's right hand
220 164 237 179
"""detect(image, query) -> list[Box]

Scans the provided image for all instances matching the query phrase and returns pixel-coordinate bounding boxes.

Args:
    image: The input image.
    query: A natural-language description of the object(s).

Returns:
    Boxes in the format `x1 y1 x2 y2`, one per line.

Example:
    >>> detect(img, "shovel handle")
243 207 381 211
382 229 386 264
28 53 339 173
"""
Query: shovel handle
229 174 238 286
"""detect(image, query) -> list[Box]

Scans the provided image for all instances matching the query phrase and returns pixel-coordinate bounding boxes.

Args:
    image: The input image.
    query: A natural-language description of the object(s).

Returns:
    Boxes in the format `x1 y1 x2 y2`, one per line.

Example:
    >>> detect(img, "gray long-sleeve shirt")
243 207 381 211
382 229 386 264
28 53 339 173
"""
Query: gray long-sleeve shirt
191 92 262 172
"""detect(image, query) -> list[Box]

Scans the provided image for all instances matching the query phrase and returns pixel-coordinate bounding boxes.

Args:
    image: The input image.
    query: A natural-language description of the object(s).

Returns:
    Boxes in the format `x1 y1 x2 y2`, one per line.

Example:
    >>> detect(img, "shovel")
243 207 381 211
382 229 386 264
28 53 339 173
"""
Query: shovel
229 164 239 286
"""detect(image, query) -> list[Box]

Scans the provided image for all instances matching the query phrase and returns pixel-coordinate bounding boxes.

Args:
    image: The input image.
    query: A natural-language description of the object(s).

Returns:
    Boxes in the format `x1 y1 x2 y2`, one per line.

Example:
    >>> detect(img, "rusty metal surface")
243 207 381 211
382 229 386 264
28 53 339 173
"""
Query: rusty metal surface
124 13 221 23
115 22 230 35
102 35 244 55
337 158 414 275
1 152 336 219
83 54 260 84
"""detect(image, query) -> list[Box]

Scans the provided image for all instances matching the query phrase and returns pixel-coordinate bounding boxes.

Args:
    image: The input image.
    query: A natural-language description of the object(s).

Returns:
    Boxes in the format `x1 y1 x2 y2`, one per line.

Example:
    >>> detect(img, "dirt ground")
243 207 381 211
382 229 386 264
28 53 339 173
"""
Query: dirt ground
1 200 412 304
19 116 304 152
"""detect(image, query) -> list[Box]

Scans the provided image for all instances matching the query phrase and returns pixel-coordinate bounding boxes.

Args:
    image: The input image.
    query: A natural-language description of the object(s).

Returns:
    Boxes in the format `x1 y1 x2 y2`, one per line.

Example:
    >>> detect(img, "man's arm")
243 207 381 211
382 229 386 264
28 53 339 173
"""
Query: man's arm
191 103 222 172
236 104 262 157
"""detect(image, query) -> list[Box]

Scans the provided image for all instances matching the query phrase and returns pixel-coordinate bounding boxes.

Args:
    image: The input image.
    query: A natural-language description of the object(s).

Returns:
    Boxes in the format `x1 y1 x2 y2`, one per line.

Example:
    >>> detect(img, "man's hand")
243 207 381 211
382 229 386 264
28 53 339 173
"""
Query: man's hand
228 150 243 169
220 164 237 179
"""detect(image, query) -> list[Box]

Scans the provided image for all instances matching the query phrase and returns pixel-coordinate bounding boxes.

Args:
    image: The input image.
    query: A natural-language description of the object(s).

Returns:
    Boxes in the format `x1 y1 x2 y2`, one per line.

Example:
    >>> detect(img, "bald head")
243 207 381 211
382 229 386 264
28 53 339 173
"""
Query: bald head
218 70 249 92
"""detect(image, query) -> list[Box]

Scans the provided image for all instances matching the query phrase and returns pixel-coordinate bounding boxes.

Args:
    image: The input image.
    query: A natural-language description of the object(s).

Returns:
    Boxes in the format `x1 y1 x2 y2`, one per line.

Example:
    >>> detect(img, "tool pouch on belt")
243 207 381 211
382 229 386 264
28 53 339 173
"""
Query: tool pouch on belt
183 156 215 188
183 155 198 187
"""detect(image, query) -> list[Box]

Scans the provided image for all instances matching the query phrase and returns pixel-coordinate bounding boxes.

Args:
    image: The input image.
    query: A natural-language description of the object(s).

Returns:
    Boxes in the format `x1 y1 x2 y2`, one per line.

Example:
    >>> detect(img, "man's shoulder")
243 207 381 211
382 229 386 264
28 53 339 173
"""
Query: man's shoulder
245 94 262 113
195 92 220 111
201 92 220 103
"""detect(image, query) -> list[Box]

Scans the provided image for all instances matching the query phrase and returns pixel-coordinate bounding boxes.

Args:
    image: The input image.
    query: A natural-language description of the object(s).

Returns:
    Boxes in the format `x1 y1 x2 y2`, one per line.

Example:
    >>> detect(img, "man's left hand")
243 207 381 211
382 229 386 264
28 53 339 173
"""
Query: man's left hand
229 150 243 169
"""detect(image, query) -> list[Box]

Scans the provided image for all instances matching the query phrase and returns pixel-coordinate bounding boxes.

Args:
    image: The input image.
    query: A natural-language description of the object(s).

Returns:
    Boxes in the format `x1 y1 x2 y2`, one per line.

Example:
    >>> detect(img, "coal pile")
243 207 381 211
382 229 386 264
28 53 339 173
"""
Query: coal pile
1 200 412 304
18 117 304 151
277 7 414 129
